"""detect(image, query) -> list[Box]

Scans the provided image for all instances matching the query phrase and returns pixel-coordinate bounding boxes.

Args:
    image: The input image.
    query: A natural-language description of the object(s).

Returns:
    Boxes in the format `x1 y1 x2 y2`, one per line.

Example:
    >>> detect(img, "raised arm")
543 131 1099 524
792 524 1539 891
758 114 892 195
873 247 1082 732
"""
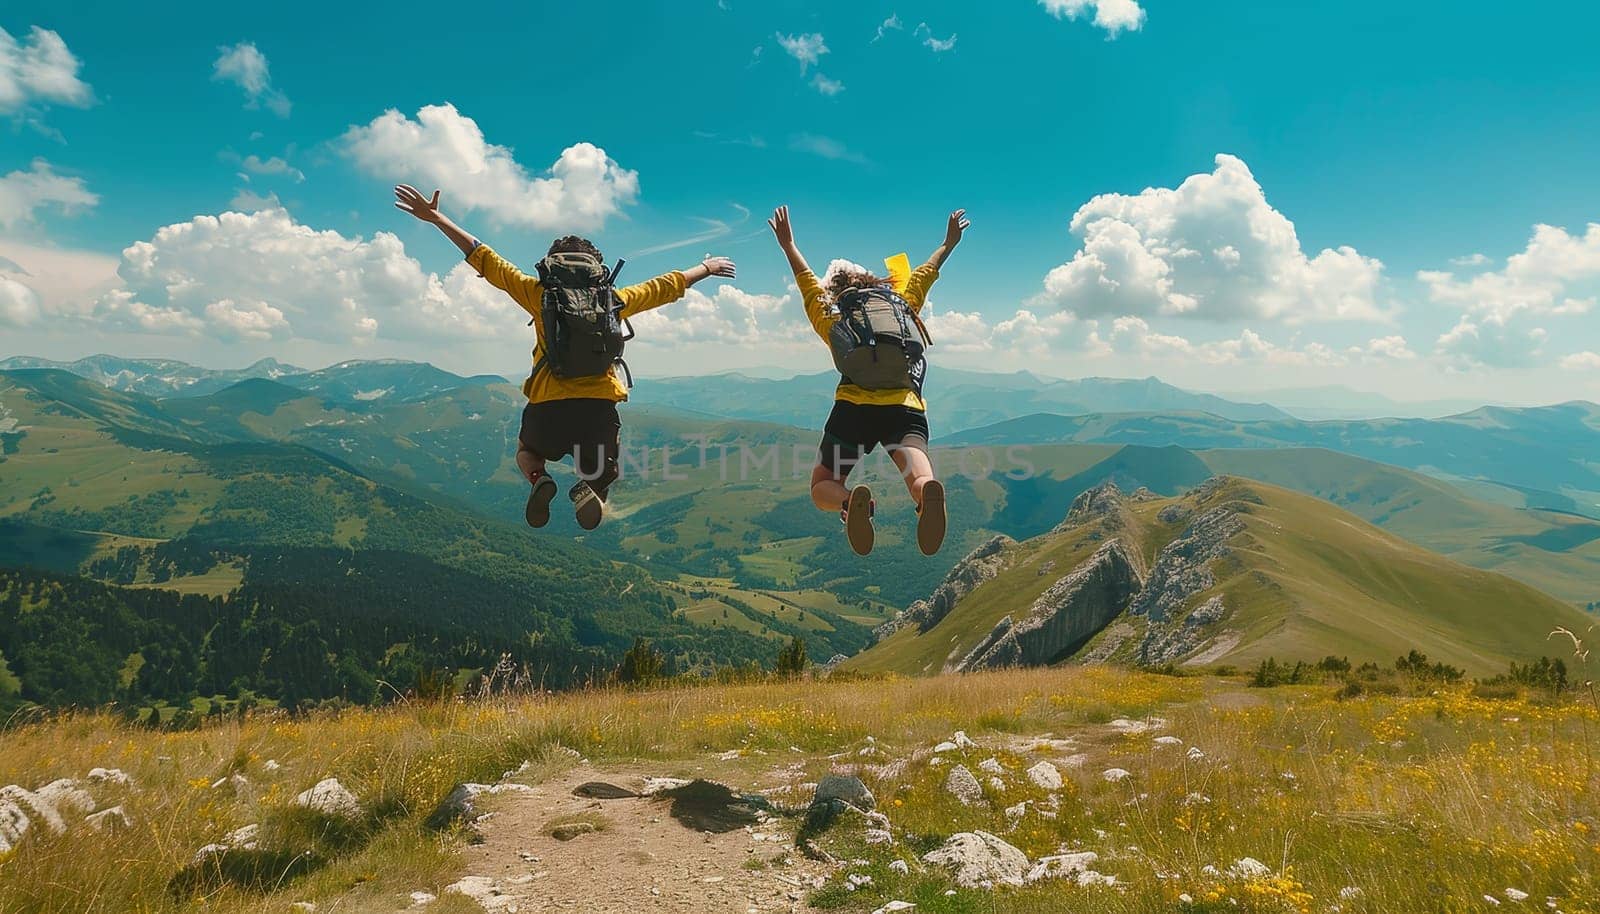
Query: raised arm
923 209 970 270
394 184 479 256
682 256 737 287
767 206 813 278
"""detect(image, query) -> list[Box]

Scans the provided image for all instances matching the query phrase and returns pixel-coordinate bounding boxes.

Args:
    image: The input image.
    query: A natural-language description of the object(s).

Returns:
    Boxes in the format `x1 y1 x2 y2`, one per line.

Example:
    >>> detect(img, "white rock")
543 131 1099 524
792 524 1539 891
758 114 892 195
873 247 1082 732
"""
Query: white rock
921 831 1029 889
0 786 65 835
295 778 361 820
944 766 984 806
37 779 96 816
225 823 261 850
262 760 282 773
85 805 133 832
1027 851 1100 883
889 860 910 875
871 903 917 914
1339 886 1363 900
1107 718 1160 735
0 801 31 854
1004 801 1029 823
1185 746 1206 761
847 873 874 889
409 892 437 906
978 758 1005 775
191 843 231 865
932 741 958 754
1026 762 1062 790
1484 896 1501 906
639 777 693 796
1228 857 1271 879
1076 871 1117 887
1101 768 1132 783
1506 889 1530 902
986 777 1007 792
291 904 316 913
1179 893 1194 904
953 731 978 749
1153 736 1183 747
87 768 132 787
446 875 517 912
865 829 894 845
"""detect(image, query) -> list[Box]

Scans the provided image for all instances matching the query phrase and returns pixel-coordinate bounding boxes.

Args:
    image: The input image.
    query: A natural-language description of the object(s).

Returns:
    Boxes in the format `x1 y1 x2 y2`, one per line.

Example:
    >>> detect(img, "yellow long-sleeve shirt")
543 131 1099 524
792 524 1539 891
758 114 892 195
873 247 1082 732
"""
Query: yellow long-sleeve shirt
796 262 940 411
467 243 688 405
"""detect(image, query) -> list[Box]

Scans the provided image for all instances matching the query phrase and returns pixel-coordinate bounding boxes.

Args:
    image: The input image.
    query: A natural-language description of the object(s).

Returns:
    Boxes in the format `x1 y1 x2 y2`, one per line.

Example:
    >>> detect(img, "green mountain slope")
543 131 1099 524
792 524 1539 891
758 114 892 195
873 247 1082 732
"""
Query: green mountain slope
847 478 1592 677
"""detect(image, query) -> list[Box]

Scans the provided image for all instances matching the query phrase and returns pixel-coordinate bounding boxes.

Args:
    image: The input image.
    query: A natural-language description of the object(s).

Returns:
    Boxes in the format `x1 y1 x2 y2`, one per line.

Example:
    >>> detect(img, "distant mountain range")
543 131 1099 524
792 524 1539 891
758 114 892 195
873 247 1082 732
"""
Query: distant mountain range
0 354 503 403
631 369 1290 430
1216 384 1506 420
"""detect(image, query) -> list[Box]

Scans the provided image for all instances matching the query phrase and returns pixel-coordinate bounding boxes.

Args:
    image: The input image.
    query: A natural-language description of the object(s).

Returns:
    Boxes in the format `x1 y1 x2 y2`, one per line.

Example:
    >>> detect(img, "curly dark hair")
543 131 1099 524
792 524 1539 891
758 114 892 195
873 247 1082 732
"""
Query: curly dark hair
547 235 603 261
824 267 891 305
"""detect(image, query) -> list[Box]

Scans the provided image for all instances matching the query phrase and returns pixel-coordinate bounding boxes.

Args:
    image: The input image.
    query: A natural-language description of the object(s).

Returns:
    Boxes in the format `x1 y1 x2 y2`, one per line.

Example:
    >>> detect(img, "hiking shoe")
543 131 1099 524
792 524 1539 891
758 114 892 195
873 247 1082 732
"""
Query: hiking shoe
571 481 605 531
917 478 947 556
524 473 558 528
843 485 875 556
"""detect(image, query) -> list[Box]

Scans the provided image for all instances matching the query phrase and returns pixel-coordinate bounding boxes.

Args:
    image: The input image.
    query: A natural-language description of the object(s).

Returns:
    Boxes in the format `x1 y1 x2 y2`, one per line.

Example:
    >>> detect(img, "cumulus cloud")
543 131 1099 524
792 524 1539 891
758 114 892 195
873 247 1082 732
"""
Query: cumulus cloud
1035 154 1385 324
341 103 639 233
776 33 829 72
0 26 93 115
1092 318 1414 369
0 275 42 326
1419 223 1600 325
630 286 806 346
212 43 291 117
1559 351 1600 372
82 207 526 343
0 159 99 230
1039 0 1147 36
1434 316 1547 369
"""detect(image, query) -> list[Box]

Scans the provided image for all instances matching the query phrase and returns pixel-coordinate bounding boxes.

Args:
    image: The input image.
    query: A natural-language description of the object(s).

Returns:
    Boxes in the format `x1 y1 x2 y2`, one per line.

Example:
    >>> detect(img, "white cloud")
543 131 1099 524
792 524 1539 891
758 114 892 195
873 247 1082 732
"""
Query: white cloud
1560 351 1600 372
212 43 291 117
81 207 526 343
0 159 99 230
240 154 304 182
630 286 806 345
777 33 828 72
229 188 283 211
873 15 904 42
1035 154 1385 324
1094 317 1411 369
1435 316 1547 369
811 73 845 95
0 275 42 326
1039 0 1147 36
790 133 867 164
0 26 93 115
1349 335 1416 362
341 103 639 233
1450 252 1491 268
914 23 958 52
1419 223 1600 325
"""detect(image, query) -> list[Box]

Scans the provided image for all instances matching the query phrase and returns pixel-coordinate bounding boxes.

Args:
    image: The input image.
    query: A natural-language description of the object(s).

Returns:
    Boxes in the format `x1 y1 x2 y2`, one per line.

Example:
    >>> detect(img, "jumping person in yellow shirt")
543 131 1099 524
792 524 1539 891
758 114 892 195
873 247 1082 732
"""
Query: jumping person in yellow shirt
395 184 737 531
767 204 968 557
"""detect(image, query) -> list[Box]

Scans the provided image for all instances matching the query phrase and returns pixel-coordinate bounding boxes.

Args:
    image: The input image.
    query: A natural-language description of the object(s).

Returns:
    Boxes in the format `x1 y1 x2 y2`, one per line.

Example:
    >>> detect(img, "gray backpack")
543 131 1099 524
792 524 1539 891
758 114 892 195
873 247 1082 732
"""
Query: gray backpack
531 252 634 385
828 287 932 391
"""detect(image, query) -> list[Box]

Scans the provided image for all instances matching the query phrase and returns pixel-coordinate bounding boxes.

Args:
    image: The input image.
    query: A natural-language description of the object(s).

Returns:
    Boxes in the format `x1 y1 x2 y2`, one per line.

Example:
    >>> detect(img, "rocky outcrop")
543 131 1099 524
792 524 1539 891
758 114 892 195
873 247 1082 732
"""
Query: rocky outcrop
1054 481 1125 532
1128 506 1242 624
874 535 1014 640
955 540 1142 672
922 831 1029 888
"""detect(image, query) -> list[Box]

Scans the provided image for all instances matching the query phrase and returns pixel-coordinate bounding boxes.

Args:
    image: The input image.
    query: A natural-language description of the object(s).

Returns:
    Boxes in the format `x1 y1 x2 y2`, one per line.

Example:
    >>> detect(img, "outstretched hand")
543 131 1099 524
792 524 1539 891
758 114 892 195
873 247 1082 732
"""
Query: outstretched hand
768 205 795 248
944 209 970 248
701 256 737 279
394 185 444 224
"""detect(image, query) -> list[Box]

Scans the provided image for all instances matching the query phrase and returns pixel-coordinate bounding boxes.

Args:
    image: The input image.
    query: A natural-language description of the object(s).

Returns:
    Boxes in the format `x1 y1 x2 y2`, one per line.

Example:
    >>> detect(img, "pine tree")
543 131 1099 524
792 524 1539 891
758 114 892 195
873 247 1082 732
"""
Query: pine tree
617 637 664 684
776 636 809 678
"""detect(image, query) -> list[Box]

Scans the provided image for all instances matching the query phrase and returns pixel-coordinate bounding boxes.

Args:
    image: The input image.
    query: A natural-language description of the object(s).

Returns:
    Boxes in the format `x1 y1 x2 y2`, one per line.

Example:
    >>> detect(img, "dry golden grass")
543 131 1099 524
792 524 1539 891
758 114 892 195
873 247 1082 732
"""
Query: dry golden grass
0 667 1596 913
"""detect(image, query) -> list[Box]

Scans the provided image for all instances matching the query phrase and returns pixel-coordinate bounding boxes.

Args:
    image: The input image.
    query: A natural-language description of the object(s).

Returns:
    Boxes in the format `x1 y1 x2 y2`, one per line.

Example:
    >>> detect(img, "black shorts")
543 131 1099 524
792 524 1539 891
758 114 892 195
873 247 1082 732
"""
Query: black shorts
817 401 930 476
519 399 621 497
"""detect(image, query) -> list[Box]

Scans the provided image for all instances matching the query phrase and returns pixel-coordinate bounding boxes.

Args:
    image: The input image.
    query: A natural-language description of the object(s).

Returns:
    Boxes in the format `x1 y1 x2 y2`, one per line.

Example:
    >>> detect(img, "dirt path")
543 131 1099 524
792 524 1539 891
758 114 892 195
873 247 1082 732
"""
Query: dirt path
451 765 833 914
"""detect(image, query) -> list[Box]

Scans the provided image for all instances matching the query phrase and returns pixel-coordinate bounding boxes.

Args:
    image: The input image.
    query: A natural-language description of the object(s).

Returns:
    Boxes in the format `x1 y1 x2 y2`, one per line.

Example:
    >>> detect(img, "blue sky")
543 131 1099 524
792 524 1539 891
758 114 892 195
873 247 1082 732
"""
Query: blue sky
3 0 1600 404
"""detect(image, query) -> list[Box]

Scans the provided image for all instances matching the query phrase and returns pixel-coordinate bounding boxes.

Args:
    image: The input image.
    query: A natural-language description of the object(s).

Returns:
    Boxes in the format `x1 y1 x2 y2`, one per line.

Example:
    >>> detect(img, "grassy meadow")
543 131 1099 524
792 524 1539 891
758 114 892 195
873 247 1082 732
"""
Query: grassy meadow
2 662 1598 913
